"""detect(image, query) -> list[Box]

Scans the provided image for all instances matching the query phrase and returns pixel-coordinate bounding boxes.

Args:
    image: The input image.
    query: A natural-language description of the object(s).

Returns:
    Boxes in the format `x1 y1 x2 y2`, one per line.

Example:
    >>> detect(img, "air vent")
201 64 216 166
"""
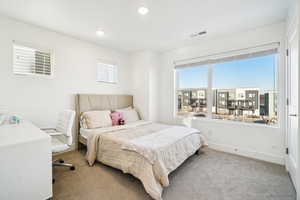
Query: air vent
190 31 207 38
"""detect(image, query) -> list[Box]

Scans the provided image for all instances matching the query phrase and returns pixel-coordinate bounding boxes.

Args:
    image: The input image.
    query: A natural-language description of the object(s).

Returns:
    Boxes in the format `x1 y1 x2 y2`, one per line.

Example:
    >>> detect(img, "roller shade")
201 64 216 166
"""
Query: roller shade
174 42 279 69
13 44 52 76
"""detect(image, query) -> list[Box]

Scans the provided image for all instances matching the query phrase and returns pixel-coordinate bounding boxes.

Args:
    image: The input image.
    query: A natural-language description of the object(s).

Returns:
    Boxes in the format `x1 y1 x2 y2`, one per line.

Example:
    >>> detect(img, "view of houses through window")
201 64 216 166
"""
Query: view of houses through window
177 52 278 125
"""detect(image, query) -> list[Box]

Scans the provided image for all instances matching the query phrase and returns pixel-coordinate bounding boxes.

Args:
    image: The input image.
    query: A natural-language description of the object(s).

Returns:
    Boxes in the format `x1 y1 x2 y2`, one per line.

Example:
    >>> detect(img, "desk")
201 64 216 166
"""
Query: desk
0 121 52 200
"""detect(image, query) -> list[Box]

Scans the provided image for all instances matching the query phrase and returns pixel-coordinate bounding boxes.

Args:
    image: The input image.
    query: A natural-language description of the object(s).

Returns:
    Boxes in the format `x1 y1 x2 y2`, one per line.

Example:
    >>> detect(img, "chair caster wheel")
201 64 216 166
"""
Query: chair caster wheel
59 159 64 163
70 166 75 171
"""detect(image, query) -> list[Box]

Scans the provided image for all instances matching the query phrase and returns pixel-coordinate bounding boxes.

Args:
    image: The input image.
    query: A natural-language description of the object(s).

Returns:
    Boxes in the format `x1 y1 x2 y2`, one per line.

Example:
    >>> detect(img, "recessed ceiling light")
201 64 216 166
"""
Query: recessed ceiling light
138 7 149 15
96 30 105 37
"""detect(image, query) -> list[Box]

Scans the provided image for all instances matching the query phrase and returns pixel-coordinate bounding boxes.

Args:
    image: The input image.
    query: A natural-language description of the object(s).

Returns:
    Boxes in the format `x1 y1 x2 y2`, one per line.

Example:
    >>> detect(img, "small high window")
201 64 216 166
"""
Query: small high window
13 43 52 76
97 62 118 84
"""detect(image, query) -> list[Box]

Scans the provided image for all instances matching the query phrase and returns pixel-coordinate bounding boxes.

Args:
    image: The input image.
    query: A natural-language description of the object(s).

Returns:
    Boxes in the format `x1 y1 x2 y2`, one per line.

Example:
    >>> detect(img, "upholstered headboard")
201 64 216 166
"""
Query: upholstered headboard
76 94 133 113
74 94 133 148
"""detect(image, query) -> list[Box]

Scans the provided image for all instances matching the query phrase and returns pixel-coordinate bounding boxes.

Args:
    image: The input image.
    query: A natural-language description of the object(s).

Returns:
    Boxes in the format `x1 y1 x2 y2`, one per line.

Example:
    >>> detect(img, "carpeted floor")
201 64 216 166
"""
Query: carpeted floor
53 148 296 200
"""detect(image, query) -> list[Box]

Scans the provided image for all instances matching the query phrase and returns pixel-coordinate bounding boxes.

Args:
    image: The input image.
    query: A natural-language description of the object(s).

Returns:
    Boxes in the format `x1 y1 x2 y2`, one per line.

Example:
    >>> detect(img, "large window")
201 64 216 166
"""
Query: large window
176 46 278 125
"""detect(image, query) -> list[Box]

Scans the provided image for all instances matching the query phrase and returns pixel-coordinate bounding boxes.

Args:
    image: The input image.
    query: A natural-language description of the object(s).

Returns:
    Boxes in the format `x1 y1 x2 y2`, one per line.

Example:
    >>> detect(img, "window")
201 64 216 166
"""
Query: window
97 62 118 83
177 65 208 117
13 44 52 76
175 44 279 125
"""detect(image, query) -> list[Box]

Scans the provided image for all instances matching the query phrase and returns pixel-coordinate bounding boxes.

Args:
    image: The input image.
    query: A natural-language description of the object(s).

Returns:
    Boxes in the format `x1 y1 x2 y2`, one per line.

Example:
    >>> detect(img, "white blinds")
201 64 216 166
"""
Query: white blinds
13 44 51 76
97 62 117 83
174 42 279 69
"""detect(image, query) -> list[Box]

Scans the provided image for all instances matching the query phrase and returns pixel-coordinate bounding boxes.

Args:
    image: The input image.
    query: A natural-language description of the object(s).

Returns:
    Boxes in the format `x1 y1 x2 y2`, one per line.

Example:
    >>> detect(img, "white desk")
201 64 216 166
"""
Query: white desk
0 122 52 200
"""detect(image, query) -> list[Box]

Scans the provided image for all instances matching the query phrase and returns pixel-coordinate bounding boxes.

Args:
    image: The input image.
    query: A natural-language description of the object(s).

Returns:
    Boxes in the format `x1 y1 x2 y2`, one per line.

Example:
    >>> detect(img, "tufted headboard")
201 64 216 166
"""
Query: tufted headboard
75 94 133 148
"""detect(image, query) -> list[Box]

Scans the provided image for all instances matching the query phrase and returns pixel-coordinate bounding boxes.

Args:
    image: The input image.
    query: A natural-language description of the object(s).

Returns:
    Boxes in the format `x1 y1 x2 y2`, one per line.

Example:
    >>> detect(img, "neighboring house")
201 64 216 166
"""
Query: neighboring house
260 90 277 118
179 88 263 117
178 88 207 113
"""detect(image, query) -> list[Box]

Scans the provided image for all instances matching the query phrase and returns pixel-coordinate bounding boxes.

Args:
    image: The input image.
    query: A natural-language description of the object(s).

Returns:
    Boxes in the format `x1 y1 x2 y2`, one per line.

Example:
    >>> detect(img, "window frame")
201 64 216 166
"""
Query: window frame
96 60 118 84
174 44 280 127
12 41 54 79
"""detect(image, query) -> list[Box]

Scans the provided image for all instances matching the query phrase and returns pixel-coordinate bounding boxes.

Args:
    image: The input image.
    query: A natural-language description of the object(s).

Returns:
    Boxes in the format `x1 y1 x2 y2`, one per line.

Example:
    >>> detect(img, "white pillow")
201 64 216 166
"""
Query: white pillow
120 109 140 123
81 110 112 129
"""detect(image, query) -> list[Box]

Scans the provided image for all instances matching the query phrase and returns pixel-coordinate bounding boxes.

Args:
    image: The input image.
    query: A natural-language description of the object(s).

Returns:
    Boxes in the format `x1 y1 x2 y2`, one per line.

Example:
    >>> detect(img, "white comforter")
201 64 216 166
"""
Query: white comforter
86 121 203 200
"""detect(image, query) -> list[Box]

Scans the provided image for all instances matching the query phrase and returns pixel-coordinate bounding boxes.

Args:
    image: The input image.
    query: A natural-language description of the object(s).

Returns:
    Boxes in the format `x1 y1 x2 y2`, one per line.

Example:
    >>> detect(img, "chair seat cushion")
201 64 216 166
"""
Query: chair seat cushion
51 137 69 153
45 130 64 136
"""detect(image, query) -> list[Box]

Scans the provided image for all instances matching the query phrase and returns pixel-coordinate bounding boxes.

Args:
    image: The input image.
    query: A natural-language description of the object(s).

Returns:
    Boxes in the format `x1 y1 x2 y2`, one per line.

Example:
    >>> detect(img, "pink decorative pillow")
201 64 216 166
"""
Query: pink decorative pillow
110 112 124 126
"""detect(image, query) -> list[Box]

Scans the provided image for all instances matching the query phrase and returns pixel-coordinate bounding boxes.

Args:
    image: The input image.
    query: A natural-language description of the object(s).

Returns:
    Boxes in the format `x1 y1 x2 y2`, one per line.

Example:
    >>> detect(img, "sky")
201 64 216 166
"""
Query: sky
178 54 276 91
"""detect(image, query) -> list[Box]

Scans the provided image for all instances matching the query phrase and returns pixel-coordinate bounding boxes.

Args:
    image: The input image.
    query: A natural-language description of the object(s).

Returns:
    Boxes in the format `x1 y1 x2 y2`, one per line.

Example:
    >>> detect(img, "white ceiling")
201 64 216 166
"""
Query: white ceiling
0 0 291 52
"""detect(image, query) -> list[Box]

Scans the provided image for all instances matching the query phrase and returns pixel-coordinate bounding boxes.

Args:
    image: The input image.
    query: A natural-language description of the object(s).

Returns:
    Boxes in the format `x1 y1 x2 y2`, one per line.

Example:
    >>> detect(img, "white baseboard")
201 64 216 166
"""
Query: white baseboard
208 142 285 165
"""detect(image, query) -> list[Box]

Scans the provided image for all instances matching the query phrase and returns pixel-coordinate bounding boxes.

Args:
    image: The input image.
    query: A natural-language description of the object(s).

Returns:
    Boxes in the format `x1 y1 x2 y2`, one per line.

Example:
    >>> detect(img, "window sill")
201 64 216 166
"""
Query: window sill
96 80 117 84
14 73 54 80
175 115 279 129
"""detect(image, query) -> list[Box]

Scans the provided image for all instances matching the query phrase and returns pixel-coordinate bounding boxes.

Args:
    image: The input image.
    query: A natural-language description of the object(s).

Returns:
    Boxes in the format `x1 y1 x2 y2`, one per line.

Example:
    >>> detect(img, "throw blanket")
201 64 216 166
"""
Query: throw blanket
85 121 203 200
122 126 201 164
86 121 155 165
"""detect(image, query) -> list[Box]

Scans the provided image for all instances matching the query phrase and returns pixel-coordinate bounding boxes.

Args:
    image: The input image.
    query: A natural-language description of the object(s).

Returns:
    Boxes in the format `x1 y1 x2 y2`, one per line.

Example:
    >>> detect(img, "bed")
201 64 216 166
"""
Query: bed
75 94 204 200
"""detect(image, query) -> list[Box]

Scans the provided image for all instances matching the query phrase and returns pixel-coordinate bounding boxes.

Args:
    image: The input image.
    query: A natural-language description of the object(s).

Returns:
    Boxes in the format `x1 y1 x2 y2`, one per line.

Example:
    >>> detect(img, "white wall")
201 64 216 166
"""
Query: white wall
0 16 132 128
130 51 160 121
158 22 287 164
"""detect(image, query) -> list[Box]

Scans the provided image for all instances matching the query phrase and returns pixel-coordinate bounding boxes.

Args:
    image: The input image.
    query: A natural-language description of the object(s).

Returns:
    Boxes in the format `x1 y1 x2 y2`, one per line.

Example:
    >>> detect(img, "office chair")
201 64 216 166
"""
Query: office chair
43 110 76 172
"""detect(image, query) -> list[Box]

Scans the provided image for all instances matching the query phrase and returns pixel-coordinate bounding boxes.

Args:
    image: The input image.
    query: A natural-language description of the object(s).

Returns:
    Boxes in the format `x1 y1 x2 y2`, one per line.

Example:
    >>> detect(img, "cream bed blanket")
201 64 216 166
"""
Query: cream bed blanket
86 121 203 200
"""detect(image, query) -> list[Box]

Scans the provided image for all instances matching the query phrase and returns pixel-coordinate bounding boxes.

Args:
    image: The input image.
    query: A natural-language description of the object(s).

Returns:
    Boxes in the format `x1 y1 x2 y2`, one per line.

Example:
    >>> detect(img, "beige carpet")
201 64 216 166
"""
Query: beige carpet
53 148 296 200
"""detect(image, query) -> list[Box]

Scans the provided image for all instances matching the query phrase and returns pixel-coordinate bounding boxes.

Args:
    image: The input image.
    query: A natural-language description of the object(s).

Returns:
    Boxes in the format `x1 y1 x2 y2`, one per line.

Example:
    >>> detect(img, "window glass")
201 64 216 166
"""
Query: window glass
212 54 277 125
177 65 208 117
